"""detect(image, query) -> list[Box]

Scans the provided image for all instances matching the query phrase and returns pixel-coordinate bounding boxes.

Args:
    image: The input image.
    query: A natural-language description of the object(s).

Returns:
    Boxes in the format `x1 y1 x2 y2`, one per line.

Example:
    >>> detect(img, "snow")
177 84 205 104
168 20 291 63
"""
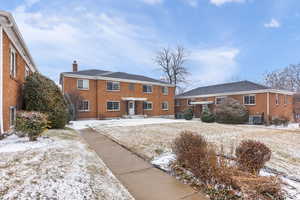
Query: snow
151 152 176 171
0 130 134 200
68 118 192 130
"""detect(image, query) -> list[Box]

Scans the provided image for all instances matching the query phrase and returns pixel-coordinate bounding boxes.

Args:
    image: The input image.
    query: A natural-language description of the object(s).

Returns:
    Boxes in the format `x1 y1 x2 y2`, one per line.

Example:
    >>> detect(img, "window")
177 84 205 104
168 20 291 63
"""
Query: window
77 79 89 90
187 99 193 106
143 101 153 110
162 86 168 95
25 65 30 78
296 113 300 119
215 96 226 104
143 85 152 93
78 100 89 112
107 81 120 91
9 106 16 127
175 100 181 106
107 101 120 111
244 95 256 105
161 101 169 110
10 47 17 78
284 95 288 105
129 83 135 91
275 94 279 105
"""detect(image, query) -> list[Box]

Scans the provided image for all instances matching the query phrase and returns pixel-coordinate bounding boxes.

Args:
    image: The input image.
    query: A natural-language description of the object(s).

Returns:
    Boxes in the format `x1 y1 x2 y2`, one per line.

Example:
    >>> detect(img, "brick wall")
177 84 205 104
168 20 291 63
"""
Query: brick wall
63 76 175 119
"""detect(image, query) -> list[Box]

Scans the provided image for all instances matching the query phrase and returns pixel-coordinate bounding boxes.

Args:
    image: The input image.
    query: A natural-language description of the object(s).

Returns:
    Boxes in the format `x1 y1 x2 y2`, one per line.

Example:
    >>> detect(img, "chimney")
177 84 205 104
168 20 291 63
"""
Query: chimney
72 60 78 72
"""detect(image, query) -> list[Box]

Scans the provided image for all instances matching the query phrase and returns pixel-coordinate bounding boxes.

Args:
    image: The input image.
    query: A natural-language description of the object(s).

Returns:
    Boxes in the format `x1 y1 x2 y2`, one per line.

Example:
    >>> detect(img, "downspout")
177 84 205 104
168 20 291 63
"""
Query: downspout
0 25 3 134
267 92 270 125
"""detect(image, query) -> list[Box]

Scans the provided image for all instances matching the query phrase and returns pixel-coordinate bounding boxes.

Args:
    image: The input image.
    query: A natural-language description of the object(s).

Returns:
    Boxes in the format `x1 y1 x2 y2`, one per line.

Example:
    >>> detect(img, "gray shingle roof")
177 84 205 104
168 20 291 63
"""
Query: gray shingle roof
62 69 169 85
176 81 270 98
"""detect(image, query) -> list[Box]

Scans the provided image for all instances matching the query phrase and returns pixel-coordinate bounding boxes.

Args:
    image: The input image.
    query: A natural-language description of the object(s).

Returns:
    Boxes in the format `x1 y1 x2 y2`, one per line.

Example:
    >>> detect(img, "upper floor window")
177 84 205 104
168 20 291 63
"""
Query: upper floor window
244 95 256 105
143 101 153 110
78 100 89 112
77 79 89 90
275 94 279 105
25 65 30 79
129 83 135 91
10 47 17 78
215 96 226 104
107 81 120 91
143 85 152 93
162 86 168 95
107 101 120 111
161 101 169 110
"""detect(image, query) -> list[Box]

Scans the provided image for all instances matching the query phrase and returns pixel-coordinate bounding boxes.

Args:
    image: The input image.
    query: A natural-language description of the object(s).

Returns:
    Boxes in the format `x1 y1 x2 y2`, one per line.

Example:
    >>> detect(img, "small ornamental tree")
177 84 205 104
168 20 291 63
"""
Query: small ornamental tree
16 111 48 141
215 97 249 124
201 107 215 123
23 73 69 129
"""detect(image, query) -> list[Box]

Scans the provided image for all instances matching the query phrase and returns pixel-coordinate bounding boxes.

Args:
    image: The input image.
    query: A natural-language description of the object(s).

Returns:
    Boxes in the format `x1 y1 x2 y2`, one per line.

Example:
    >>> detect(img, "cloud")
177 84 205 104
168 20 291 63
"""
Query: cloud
188 47 240 87
210 0 245 6
139 0 163 5
264 19 281 28
183 0 198 7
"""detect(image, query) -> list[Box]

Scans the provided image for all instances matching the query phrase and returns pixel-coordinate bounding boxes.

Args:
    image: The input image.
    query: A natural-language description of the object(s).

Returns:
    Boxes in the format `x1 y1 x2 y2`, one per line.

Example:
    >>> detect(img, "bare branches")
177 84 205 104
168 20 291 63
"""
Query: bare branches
155 45 189 92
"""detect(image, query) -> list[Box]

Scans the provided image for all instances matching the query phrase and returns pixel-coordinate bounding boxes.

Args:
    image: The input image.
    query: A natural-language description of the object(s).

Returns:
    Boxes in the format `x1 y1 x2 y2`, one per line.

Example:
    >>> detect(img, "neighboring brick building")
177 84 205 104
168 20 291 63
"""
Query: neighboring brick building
175 81 295 123
293 94 300 122
0 11 37 134
60 61 175 119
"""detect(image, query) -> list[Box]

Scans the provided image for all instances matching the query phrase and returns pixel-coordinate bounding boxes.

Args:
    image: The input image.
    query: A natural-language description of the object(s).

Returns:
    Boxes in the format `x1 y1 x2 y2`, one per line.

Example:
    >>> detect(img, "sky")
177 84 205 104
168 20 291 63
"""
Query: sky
1 0 300 89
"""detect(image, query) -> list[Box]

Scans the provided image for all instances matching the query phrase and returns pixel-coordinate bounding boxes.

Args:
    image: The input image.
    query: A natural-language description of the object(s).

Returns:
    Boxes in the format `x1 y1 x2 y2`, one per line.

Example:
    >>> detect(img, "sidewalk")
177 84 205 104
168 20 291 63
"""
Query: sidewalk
80 128 208 200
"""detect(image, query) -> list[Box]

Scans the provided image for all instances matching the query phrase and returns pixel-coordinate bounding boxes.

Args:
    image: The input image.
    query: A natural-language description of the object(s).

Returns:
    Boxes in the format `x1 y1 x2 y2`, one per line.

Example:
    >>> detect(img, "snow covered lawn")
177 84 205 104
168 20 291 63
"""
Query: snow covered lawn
89 120 300 199
0 129 134 200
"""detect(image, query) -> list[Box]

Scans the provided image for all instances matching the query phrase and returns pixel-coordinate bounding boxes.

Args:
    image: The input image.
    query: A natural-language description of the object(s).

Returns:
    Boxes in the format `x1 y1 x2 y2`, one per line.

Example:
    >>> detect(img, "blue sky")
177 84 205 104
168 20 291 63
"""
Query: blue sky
2 0 300 89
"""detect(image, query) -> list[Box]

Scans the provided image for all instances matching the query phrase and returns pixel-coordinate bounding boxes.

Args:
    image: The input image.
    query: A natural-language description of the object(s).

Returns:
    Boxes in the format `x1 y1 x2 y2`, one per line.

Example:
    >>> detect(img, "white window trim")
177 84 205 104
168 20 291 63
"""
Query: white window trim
143 101 153 110
10 46 17 78
78 100 90 112
162 86 168 95
9 106 17 128
107 81 120 91
143 85 153 93
77 79 89 90
107 101 121 112
243 94 256 105
161 101 169 110
215 96 226 105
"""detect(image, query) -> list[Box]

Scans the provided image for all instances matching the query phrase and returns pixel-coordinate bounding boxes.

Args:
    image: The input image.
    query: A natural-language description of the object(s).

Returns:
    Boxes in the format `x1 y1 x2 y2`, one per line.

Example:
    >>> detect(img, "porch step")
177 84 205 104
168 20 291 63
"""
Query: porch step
122 115 147 119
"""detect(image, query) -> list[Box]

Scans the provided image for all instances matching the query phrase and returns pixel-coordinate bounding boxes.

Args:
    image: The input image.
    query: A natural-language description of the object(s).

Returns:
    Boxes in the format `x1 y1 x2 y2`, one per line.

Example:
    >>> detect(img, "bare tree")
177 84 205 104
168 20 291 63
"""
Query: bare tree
64 90 83 120
155 46 189 92
264 64 300 92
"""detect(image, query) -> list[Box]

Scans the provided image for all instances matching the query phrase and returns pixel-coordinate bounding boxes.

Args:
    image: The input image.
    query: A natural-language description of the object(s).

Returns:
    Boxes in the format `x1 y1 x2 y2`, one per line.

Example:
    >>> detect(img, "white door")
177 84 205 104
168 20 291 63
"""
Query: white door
128 101 135 115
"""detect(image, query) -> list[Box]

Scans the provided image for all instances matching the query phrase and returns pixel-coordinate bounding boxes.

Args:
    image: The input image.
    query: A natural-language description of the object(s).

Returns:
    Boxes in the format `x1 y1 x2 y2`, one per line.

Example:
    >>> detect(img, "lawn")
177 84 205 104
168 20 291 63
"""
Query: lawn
0 129 134 200
85 119 300 199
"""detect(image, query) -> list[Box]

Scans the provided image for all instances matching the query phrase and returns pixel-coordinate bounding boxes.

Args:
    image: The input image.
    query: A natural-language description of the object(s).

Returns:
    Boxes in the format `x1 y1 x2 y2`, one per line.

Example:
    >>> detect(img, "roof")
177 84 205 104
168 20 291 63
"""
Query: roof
61 69 172 86
0 11 37 72
176 81 272 98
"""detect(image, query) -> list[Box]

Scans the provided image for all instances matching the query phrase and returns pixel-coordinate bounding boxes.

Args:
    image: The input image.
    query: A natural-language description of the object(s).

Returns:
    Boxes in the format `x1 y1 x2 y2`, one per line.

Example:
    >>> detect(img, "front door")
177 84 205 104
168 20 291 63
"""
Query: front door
128 101 135 115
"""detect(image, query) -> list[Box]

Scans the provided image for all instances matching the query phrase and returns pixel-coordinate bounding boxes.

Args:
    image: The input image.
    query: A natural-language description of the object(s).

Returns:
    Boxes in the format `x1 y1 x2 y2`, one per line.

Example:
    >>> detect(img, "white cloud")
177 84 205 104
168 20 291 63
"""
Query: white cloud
210 0 245 6
139 0 163 5
188 47 240 87
264 19 281 28
184 0 198 7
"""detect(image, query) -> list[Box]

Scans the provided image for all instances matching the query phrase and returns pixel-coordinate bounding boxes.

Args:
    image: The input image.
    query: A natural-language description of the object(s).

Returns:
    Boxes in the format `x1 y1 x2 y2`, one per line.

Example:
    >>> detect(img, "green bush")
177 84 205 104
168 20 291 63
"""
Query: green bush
23 73 69 129
201 109 215 123
271 116 289 126
15 111 48 141
215 97 249 124
184 108 193 120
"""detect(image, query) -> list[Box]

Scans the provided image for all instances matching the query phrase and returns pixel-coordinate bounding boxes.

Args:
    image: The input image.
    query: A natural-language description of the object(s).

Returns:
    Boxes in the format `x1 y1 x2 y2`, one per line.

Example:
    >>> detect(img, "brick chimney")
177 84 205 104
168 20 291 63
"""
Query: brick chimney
72 60 78 72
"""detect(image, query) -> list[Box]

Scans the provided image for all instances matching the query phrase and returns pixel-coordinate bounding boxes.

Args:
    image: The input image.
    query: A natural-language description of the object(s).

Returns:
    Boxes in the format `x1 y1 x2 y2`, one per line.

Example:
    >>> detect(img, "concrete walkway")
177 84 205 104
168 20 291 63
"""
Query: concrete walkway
80 128 208 200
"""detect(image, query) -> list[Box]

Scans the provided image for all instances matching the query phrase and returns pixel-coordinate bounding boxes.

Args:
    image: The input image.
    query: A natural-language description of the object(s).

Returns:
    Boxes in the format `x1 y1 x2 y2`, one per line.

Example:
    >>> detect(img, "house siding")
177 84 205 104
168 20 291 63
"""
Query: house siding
62 76 175 119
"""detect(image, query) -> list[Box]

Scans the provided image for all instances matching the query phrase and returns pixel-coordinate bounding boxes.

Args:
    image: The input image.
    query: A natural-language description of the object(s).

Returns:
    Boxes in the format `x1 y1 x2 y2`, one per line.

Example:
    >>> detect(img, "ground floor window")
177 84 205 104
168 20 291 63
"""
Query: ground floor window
175 100 181 106
9 106 16 128
244 95 256 105
107 101 120 111
215 96 226 104
296 113 300 119
161 101 169 110
79 100 89 112
143 101 153 110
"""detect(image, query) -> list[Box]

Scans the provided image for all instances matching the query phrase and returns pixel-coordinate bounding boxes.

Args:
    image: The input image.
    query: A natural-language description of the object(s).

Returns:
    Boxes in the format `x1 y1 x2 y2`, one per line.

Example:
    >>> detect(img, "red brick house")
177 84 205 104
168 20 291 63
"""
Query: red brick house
60 61 175 119
175 81 295 123
0 11 37 134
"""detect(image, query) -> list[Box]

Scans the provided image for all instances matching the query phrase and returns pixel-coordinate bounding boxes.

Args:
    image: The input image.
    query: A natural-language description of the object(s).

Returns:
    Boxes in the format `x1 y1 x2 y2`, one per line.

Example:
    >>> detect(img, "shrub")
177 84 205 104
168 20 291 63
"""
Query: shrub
15 111 48 141
235 140 271 174
23 73 69 129
215 97 249 124
184 108 193 120
271 116 289 126
201 108 215 123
